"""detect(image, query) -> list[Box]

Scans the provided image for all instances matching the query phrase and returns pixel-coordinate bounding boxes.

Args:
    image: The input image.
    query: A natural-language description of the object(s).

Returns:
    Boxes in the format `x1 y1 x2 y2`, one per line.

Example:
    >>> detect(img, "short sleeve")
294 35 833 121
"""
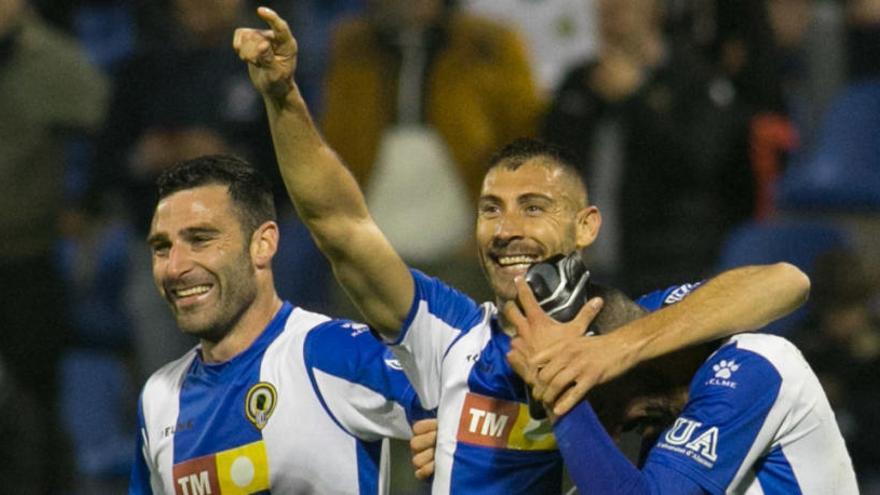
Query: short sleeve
304 319 431 442
387 269 486 409
635 282 704 311
645 343 783 494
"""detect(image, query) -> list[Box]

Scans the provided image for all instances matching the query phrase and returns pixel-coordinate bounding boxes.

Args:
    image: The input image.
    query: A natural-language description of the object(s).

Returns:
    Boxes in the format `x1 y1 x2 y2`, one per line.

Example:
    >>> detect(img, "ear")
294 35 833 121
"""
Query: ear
575 206 601 249
250 221 279 269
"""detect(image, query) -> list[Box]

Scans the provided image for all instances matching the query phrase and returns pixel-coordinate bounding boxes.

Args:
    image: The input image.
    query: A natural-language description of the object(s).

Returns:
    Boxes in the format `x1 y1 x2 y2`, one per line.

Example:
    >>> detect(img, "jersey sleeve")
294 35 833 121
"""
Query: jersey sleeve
635 282 704 311
644 342 783 494
386 269 486 409
554 402 708 495
128 395 155 495
304 319 432 442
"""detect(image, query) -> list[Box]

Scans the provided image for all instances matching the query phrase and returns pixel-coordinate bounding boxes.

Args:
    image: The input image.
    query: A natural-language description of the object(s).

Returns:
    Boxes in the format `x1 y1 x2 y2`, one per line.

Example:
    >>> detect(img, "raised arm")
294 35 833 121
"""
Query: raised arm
508 262 810 415
233 8 412 337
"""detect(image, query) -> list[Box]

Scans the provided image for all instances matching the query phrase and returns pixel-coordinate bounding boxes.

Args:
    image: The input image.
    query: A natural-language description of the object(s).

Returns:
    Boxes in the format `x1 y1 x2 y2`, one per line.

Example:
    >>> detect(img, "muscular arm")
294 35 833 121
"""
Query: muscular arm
234 8 412 336
509 262 810 415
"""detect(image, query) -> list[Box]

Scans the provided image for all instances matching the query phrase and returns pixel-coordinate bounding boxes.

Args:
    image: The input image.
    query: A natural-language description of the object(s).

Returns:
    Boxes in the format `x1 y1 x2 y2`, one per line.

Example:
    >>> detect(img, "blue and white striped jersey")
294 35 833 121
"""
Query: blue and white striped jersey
130 302 426 495
389 270 691 494
647 333 857 494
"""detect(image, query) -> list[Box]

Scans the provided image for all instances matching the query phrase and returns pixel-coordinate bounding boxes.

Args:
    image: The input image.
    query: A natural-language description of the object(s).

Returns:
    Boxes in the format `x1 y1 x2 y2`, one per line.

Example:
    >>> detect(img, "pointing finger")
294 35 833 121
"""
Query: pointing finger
257 7 293 44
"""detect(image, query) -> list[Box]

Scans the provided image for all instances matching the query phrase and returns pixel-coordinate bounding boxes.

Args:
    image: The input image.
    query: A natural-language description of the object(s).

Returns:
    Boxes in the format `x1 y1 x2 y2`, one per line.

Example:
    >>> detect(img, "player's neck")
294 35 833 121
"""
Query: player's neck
200 289 284 363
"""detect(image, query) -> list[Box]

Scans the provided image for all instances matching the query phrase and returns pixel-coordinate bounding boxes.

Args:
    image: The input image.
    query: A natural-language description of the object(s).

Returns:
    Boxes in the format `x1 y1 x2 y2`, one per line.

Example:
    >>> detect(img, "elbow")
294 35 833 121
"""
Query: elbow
774 262 811 306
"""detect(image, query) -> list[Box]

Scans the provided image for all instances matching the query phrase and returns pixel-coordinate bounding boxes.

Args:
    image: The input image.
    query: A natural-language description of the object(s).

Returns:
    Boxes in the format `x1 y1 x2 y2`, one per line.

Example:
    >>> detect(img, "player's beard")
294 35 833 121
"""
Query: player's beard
173 250 258 343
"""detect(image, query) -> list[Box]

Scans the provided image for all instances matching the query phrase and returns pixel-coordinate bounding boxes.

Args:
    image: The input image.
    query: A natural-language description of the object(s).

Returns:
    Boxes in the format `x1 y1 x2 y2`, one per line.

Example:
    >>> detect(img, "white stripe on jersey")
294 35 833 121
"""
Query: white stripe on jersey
724 334 857 494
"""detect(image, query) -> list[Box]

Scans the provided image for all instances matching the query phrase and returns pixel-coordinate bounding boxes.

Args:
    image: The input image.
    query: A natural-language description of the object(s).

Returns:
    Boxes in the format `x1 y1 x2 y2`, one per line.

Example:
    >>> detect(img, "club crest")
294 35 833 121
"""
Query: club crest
245 382 277 430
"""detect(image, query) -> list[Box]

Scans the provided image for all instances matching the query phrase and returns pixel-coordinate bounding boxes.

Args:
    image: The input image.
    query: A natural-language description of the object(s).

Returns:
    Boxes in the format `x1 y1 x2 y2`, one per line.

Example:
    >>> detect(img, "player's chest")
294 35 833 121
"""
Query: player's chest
438 333 557 453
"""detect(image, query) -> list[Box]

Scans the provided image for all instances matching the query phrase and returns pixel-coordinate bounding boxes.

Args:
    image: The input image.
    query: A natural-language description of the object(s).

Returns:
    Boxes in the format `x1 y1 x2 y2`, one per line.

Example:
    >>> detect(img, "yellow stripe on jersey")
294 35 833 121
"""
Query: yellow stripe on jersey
507 403 557 451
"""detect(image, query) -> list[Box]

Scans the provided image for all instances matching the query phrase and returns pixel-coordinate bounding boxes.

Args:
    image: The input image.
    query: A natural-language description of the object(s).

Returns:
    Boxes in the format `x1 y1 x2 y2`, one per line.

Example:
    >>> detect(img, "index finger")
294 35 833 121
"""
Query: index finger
514 276 545 320
256 7 293 42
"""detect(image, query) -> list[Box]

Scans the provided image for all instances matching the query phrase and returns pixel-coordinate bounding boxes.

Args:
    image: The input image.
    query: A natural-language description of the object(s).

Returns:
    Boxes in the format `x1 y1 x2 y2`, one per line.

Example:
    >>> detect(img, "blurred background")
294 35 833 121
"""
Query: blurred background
0 0 877 493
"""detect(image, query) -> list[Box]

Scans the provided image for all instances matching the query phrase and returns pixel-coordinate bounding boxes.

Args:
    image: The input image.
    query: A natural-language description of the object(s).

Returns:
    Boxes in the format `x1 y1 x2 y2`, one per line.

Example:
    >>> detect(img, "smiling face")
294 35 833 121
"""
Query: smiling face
148 184 258 342
476 157 600 306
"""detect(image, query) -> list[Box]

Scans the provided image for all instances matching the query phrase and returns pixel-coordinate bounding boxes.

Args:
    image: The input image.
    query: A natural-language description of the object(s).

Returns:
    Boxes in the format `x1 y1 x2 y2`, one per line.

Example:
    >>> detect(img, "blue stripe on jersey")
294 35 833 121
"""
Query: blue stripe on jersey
755 446 802 495
635 282 703 311
449 443 562 494
303 319 427 423
173 302 293 461
394 269 484 346
356 439 383 495
129 395 153 495
466 323 526 402
647 341 782 493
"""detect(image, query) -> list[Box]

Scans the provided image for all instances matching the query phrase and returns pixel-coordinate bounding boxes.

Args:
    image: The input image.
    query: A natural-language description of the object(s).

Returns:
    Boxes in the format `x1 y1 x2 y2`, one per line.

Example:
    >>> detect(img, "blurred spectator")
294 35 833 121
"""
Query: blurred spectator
767 0 846 154
321 0 544 300
542 0 755 294
0 356 50 495
791 248 880 490
847 0 880 79
0 0 108 491
463 0 598 94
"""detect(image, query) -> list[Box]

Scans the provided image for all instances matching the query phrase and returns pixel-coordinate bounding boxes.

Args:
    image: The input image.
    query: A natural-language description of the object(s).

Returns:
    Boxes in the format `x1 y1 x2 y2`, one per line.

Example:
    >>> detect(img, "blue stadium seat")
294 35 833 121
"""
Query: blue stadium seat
777 80 880 211
716 219 851 334
60 350 134 479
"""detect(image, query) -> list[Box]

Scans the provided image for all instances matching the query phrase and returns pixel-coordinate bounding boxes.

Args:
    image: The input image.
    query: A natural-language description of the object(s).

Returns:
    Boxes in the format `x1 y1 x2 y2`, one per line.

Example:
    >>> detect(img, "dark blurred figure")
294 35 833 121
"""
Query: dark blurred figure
0 0 108 492
321 0 543 301
542 0 755 294
792 248 880 490
847 0 880 80
0 356 50 494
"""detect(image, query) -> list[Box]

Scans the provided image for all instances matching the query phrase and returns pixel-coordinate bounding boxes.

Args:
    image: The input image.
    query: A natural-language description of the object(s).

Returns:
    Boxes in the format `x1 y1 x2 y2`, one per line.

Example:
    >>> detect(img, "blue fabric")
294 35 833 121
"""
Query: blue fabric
755 446 803 495
449 443 563 495
128 396 153 495
635 283 703 312
396 269 484 347
303 318 430 425
646 342 783 494
554 402 706 494
171 303 294 461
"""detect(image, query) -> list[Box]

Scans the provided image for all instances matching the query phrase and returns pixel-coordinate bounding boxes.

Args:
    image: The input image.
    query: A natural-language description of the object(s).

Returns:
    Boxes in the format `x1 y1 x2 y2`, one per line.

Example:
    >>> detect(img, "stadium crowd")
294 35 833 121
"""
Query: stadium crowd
0 0 878 493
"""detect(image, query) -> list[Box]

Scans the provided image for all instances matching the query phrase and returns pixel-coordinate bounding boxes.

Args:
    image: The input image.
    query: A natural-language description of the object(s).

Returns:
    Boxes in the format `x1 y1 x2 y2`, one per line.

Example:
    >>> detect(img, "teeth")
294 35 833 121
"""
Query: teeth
174 285 211 297
497 255 539 266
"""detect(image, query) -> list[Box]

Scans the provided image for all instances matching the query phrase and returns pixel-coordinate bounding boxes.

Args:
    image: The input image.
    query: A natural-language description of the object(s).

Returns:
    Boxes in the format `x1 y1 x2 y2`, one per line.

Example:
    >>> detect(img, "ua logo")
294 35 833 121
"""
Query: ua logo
664 417 719 462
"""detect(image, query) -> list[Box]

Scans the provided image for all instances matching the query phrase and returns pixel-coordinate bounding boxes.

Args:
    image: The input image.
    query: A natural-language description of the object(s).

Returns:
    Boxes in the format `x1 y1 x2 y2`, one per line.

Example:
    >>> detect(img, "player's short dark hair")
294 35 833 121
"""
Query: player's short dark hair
157 154 277 237
590 284 649 334
487 138 588 200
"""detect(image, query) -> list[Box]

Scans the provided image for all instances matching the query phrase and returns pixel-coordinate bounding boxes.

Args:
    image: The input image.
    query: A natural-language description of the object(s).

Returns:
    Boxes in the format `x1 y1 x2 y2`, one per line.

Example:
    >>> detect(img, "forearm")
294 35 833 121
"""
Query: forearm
554 402 705 495
620 262 810 366
263 86 369 232
262 86 412 336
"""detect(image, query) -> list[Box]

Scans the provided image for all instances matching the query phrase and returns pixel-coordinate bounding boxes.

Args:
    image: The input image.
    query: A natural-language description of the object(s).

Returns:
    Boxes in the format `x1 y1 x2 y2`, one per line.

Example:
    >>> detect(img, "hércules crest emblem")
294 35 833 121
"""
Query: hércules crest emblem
245 382 277 430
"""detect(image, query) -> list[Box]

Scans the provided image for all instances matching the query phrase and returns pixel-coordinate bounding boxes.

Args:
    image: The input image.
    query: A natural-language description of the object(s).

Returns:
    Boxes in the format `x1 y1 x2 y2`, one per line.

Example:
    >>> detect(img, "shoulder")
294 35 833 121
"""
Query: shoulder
690 334 792 401
408 269 487 332
140 349 198 407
